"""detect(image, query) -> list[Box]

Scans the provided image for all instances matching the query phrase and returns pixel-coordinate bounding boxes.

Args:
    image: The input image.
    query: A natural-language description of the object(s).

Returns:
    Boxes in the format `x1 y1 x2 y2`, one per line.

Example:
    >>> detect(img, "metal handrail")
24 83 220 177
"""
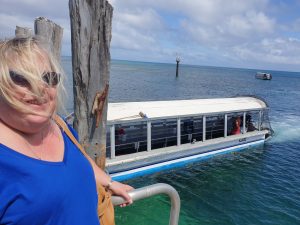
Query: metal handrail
112 183 180 225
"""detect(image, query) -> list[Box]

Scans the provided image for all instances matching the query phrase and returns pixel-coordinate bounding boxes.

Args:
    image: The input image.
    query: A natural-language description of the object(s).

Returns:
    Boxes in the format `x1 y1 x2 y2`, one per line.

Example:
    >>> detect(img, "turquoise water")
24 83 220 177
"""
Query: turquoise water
62 58 300 225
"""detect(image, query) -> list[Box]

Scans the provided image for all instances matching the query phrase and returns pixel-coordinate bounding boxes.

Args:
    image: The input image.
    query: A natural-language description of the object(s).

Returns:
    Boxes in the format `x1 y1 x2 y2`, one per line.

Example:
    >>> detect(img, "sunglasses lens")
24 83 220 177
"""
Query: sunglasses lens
42 72 61 86
9 71 30 87
9 71 60 87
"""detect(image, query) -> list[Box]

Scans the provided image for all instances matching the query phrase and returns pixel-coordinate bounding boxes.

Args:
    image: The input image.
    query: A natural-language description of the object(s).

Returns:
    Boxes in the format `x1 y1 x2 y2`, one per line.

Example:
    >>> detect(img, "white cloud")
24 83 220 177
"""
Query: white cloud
233 37 300 66
1 0 69 19
110 0 276 48
111 4 177 56
112 29 156 51
111 8 162 51
0 14 33 38
226 11 275 38
114 8 163 31
109 0 300 71
1 0 300 71
0 0 70 54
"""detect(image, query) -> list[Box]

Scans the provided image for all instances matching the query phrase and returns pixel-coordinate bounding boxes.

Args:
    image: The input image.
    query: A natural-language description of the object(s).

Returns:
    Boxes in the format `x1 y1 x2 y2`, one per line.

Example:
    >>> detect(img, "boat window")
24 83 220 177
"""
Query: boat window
245 111 260 132
151 119 177 150
227 113 244 136
181 117 203 144
206 115 224 140
261 109 272 133
106 128 111 157
112 121 147 156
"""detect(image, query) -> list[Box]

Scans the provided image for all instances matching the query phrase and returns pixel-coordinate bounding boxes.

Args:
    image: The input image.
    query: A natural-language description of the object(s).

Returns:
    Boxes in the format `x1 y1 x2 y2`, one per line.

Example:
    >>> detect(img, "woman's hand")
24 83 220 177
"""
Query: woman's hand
109 181 134 207
84 153 134 207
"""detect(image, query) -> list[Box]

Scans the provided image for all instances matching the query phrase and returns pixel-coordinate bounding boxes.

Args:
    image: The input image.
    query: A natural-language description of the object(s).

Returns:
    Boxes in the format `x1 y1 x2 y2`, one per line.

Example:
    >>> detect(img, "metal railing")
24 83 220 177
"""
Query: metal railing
112 183 181 225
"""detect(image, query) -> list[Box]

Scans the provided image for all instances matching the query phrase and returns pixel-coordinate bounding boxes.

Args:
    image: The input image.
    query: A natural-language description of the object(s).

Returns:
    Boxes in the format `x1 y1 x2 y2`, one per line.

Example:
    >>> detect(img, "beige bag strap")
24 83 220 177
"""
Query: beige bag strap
53 115 90 159
53 115 114 219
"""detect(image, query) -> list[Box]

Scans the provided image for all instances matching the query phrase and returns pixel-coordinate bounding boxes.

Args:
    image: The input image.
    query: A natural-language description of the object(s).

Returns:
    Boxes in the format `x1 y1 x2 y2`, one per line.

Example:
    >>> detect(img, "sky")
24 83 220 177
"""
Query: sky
1 0 300 72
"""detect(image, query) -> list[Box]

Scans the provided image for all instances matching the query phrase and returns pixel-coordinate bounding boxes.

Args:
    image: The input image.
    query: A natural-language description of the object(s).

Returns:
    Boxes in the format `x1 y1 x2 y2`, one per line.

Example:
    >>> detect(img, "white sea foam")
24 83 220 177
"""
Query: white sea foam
270 114 300 143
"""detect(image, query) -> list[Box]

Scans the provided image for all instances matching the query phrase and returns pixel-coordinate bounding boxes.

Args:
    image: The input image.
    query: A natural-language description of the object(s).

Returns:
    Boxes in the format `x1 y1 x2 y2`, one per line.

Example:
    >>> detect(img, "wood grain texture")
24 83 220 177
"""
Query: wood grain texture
69 0 113 169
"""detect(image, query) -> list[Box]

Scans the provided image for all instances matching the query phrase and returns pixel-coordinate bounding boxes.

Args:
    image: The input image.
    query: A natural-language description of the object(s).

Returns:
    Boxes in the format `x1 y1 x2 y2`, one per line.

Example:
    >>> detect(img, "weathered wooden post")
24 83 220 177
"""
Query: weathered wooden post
69 0 113 169
15 26 33 38
34 17 63 61
176 55 180 77
15 19 63 63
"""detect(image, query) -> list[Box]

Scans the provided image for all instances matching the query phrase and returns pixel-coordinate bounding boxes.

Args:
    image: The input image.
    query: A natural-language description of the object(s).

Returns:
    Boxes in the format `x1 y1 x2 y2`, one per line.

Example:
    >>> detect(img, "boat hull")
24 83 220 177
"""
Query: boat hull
107 131 267 181
255 73 272 80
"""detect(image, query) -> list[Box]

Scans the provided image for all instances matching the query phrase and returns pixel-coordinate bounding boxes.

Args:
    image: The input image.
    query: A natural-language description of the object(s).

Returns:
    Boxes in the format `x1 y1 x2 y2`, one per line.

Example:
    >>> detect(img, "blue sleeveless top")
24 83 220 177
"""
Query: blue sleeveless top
0 126 100 225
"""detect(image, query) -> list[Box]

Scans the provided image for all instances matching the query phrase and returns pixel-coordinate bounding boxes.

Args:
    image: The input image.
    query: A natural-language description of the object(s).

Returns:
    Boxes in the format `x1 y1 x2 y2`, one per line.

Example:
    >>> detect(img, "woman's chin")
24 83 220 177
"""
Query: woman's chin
22 113 53 131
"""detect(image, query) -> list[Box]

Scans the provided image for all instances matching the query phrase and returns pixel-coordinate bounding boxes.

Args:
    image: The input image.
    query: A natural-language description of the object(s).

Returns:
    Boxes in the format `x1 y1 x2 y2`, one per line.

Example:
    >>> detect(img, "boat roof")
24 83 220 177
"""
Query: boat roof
107 97 267 122
257 72 271 75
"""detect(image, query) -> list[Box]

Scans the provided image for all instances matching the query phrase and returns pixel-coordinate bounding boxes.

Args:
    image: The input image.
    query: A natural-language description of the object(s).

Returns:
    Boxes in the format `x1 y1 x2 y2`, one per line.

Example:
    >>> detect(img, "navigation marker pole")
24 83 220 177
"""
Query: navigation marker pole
176 55 180 77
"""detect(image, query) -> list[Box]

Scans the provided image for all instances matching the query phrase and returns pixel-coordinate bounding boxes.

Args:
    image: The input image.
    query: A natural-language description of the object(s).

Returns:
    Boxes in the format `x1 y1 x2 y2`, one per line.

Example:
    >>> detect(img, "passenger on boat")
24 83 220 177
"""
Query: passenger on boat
116 125 126 143
246 115 257 132
231 116 242 135
0 37 133 225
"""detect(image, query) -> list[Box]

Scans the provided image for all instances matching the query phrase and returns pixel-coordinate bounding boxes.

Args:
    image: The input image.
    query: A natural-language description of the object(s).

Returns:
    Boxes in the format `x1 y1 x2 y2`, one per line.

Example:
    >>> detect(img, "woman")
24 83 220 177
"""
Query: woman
230 116 241 135
0 37 132 225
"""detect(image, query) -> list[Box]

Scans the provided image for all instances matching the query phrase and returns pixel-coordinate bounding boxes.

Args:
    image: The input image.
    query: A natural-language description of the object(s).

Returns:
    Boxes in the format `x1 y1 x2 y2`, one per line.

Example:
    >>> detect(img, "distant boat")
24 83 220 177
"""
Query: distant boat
256 72 272 80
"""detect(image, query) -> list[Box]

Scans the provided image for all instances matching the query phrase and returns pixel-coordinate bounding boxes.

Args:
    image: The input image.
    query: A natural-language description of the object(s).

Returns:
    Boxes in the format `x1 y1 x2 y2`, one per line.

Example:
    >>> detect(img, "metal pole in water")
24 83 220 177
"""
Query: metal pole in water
176 56 180 77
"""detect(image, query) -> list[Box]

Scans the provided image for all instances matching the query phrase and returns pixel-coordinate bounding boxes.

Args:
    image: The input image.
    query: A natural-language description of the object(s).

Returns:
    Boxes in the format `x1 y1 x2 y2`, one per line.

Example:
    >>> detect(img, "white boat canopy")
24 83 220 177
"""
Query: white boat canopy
107 97 267 122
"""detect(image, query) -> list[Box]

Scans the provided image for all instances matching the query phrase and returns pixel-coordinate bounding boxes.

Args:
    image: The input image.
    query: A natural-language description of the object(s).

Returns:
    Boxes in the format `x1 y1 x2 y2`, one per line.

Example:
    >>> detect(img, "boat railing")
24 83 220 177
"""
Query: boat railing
181 132 203 143
112 183 181 225
67 108 271 159
151 136 177 141
151 135 177 148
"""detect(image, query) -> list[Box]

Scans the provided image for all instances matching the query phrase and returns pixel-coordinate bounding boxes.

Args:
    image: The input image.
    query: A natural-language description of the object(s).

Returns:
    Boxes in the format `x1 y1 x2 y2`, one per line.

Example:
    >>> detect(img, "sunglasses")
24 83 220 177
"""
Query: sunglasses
9 71 61 87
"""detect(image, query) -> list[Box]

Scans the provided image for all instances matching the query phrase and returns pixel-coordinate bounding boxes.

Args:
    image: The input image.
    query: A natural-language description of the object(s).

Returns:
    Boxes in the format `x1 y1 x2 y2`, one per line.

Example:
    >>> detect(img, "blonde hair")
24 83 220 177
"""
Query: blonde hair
0 36 66 116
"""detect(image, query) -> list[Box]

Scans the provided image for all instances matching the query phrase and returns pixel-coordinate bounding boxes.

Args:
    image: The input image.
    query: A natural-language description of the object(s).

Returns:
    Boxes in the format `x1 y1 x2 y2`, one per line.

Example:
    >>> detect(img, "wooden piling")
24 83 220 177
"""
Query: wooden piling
69 0 113 169
34 17 63 61
15 26 33 38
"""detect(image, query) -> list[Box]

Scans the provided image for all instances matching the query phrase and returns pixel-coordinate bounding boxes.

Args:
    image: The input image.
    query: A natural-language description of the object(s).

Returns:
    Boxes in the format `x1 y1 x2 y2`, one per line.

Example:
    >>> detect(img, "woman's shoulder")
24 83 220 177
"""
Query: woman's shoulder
0 122 21 152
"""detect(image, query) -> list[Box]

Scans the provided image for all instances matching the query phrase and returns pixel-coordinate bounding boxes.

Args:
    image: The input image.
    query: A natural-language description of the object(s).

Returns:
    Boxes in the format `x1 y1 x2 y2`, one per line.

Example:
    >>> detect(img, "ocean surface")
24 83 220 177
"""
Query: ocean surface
62 57 300 225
